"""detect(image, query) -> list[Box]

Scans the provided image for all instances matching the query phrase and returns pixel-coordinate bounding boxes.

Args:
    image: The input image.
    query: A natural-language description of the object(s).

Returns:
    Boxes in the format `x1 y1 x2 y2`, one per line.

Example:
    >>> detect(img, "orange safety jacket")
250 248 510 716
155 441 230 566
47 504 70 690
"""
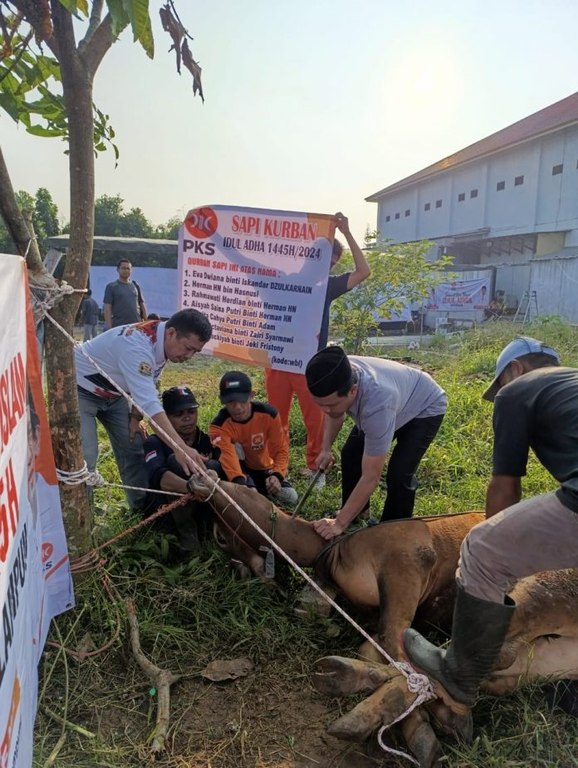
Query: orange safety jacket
209 402 289 483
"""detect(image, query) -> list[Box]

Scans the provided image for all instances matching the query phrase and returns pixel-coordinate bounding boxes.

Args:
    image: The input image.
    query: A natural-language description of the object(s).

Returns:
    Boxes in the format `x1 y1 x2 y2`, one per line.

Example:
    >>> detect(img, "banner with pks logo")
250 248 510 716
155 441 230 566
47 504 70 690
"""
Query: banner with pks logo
0 255 74 768
177 205 335 372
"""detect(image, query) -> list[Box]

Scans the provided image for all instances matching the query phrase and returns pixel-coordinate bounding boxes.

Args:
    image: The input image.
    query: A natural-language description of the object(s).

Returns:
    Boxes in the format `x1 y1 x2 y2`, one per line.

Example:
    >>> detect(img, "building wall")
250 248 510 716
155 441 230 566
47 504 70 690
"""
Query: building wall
376 125 578 244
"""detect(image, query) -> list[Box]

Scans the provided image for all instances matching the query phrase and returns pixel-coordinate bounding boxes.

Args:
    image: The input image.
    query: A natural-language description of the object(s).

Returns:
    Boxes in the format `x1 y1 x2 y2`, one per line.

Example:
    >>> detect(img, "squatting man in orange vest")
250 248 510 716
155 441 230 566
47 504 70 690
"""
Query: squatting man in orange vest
402 337 578 717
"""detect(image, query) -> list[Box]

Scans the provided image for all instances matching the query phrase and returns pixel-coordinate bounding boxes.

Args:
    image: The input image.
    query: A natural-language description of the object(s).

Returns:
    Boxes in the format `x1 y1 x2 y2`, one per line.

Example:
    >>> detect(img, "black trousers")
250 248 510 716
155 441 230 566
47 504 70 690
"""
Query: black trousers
340 414 444 522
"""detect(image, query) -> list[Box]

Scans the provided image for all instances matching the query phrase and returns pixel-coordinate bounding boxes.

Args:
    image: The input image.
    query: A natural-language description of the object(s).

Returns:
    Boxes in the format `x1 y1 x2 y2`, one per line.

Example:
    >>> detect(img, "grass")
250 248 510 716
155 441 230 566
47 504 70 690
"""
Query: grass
34 318 578 767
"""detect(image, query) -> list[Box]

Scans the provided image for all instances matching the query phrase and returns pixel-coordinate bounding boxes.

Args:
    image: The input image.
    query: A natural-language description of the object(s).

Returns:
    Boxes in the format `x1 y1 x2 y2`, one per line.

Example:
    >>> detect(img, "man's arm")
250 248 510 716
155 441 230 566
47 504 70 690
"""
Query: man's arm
313 452 387 540
209 423 246 482
334 212 371 290
316 413 345 469
269 413 289 479
160 470 188 494
485 475 522 519
103 303 113 329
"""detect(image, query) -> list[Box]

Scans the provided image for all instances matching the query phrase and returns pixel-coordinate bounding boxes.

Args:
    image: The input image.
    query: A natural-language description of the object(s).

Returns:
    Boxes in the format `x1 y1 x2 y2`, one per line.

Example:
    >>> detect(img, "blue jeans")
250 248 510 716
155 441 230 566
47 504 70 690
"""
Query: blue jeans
78 387 147 509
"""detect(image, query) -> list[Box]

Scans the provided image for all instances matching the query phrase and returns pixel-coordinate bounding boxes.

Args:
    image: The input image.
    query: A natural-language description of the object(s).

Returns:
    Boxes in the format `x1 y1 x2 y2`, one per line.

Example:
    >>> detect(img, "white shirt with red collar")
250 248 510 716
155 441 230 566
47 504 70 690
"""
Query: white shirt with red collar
75 320 167 417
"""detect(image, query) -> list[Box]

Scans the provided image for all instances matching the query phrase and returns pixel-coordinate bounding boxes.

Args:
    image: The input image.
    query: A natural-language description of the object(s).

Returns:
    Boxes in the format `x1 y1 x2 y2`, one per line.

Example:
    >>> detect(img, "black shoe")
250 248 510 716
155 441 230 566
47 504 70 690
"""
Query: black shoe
402 585 515 714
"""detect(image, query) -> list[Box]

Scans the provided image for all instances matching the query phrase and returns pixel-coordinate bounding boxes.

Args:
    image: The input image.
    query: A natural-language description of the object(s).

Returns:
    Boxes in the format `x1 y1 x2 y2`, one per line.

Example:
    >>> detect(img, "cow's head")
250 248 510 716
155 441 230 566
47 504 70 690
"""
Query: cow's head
188 471 277 585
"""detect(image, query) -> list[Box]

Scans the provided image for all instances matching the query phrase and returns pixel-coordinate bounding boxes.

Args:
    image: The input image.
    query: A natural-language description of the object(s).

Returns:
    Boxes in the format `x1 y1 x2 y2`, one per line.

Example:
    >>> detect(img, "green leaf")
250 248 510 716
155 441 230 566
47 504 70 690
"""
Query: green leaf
56 0 89 17
122 0 155 58
26 124 67 137
106 0 130 38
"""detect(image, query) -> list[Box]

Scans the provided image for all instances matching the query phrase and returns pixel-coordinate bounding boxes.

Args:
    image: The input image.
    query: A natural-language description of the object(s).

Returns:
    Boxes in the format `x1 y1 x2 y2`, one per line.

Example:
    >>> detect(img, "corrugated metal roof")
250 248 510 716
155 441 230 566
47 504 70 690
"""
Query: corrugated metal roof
45 235 178 254
366 91 578 202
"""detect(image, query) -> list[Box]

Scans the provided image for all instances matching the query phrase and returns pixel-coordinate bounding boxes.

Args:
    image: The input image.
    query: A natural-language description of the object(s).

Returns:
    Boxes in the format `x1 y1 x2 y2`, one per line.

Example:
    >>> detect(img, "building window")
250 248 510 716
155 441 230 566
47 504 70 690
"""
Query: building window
405 209 410 217
458 193 465 202
435 199 442 208
514 175 524 186
470 189 478 198
395 212 400 220
552 164 563 175
496 181 505 191
385 215 390 222
424 202 431 211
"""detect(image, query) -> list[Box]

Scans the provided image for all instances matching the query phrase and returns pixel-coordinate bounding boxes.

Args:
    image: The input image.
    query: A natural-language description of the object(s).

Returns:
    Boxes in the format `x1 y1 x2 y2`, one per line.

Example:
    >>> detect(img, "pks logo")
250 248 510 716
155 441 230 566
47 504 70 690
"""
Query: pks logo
185 207 218 239
251 433 264 451
41 542 54 563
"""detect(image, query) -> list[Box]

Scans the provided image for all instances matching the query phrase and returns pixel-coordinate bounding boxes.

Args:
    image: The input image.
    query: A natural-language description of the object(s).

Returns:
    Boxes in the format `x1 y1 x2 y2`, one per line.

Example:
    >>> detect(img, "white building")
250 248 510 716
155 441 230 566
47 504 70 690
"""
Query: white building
366 91 578 321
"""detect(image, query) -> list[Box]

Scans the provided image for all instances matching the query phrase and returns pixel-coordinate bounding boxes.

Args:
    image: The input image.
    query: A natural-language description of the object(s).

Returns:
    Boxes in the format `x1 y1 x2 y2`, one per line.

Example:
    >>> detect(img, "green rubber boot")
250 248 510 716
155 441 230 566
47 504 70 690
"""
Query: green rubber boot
402 584 515 714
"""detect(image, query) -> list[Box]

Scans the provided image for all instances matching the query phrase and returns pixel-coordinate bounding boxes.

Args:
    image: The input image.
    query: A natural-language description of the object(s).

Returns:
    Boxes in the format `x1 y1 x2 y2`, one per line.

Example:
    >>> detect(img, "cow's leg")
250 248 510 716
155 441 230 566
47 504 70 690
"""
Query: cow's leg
425 700 473 743
360 570 431 664
400 709 442 768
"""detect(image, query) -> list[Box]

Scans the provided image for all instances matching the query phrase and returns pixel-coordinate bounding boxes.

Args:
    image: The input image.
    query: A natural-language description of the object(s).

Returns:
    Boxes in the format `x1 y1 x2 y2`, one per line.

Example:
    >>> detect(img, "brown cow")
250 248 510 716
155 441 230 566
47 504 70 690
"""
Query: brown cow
191 476 578 767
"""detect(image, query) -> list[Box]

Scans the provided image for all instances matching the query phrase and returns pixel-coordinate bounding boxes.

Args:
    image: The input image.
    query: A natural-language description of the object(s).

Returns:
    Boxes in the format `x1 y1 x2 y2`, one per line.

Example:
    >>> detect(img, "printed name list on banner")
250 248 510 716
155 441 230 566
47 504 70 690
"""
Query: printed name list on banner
0 254 74 768
177 205 335 372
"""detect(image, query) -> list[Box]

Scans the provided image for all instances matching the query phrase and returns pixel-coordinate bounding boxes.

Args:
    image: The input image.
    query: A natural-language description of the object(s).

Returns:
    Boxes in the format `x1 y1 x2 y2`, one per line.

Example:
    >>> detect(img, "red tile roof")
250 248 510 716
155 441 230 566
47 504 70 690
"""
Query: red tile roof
366 91 578 202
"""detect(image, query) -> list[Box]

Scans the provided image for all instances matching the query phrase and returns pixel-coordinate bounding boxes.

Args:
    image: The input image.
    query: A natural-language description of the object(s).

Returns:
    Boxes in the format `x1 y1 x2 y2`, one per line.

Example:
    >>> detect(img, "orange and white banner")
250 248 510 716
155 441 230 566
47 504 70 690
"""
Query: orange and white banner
178 205 335 371
0 254 74 768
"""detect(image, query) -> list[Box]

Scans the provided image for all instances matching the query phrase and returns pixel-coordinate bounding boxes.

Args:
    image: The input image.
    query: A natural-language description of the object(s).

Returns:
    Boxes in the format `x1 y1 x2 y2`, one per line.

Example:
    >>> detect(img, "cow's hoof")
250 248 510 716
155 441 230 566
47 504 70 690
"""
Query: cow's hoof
327 674 410 742
425 700 473 742
402 719 442 768
311 656 393 697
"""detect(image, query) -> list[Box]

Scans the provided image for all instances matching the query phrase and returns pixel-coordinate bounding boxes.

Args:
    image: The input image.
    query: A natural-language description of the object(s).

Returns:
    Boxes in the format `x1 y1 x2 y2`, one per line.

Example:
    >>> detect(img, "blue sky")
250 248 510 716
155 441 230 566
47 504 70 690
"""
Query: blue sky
3 0 578 242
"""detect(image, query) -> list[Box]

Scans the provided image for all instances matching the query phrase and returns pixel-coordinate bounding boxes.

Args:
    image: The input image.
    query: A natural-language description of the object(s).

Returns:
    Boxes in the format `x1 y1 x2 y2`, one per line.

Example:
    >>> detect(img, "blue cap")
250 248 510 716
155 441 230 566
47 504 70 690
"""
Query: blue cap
483 336 560 402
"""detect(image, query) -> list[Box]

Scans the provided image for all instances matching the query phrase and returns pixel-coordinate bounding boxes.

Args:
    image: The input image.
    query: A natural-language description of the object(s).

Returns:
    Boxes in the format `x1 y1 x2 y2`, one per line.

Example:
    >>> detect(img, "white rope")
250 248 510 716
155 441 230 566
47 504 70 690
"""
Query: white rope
44 310 435 763
24 235 37 259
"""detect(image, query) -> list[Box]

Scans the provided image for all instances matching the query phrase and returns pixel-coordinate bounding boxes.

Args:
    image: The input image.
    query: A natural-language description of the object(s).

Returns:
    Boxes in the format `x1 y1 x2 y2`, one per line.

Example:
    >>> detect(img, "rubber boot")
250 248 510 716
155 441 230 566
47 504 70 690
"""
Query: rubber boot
171 504 200 552
402 584 515 715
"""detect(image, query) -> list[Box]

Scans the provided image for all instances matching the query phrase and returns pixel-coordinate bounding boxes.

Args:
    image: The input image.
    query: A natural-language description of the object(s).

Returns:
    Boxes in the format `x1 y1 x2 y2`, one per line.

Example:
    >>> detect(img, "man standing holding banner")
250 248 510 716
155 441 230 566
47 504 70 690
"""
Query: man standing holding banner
264 212 370 488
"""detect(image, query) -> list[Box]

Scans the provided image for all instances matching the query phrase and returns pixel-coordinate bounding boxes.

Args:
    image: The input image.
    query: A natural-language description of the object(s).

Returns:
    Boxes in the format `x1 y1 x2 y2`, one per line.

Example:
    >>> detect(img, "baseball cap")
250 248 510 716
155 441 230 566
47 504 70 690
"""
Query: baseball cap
162 385 199 414
219 371 252 403
482 337 560 402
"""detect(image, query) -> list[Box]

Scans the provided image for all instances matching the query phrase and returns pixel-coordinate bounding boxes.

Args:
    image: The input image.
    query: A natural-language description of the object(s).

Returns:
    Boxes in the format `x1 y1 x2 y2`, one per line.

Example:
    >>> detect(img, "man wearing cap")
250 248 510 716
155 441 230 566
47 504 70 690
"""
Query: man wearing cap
143 386 222 550
210 371 298 508
75 308 212 510
402 336 578 717
305 346 446 539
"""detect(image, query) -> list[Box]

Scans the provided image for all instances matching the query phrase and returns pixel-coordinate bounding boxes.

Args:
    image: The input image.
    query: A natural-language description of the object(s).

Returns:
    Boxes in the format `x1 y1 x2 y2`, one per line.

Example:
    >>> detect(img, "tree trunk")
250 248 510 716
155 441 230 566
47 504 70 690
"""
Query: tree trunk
44 4 96 556
0 146 46 273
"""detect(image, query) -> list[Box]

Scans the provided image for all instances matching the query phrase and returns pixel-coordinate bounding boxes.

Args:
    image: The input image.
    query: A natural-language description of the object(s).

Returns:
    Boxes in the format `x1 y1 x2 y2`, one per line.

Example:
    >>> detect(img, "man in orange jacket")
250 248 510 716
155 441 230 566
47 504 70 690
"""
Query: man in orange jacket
210 371 298 508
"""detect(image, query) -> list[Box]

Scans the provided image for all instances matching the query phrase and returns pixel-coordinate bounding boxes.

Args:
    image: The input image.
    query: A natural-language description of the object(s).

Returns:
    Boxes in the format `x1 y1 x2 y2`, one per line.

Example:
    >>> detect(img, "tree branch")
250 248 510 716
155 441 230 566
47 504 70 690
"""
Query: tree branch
125 599 181 754
78 0 104 53
79 13 115 77
8 0 59 57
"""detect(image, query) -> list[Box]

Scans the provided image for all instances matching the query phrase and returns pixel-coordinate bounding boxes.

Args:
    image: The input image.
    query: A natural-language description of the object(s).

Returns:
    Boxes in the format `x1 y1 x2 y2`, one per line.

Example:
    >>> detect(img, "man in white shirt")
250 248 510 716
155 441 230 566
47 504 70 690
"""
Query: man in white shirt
305 345 447 539
75 308 212 510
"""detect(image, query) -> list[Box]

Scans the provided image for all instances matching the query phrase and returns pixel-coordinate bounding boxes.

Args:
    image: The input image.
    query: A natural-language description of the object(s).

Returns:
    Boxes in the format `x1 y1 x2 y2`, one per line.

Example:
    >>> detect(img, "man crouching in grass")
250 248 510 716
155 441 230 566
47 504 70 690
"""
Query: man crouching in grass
209 371 298 508
143 386 222 551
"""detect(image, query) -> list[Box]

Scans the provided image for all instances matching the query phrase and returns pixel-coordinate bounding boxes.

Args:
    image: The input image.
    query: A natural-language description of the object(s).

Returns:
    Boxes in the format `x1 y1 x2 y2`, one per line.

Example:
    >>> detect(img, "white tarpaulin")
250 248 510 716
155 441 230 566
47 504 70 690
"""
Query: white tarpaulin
0 255 74 767
177 205 335 372
89 266 178 319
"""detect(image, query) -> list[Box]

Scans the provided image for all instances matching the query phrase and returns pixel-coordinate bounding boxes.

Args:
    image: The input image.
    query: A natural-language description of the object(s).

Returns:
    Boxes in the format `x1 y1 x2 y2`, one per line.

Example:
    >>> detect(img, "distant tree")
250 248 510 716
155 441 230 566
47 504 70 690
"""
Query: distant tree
94 193 125 235
154 215 182 240
331 237 454 354
119 206 154 238
35 187 61 246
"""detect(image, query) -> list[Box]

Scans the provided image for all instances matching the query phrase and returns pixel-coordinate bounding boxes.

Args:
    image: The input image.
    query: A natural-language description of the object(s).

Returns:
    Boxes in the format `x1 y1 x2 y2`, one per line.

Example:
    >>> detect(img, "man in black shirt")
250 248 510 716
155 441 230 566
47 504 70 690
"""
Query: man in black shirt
143 386 221 550
403 337 578 716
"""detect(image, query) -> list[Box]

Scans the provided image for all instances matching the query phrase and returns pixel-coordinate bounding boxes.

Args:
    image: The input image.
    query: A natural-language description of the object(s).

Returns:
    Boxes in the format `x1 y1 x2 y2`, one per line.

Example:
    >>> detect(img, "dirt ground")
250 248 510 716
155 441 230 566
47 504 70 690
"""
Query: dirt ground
91 660 396 768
